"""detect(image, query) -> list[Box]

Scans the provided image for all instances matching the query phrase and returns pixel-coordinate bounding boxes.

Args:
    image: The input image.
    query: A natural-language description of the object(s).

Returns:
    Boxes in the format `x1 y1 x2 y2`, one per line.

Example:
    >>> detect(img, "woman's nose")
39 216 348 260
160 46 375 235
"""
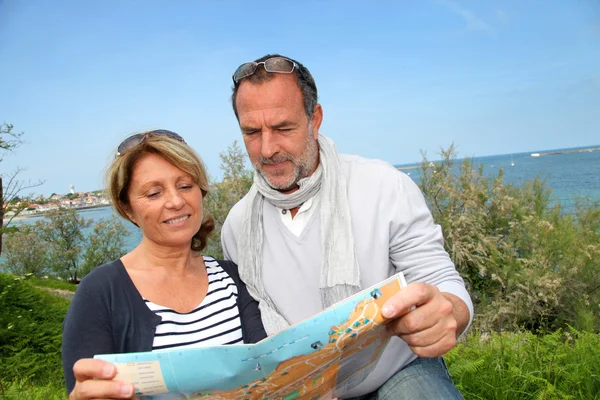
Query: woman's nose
165 191 185 209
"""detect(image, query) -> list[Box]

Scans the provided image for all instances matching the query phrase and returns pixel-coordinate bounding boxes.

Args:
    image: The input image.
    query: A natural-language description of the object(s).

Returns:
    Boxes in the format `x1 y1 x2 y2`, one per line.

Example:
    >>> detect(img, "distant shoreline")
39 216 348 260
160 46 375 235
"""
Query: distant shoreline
530 147 600 157
396 145 600 170
4 204 112 222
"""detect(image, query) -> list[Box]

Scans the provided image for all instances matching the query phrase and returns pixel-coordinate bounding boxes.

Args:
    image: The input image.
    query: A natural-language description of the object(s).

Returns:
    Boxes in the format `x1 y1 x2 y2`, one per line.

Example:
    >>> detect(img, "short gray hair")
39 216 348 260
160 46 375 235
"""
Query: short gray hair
231 54 318 121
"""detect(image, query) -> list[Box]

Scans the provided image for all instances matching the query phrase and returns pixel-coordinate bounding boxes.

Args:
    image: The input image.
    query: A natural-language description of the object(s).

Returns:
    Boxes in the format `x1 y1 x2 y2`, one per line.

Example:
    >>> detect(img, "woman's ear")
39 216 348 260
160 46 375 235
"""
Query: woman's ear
120 201 136 224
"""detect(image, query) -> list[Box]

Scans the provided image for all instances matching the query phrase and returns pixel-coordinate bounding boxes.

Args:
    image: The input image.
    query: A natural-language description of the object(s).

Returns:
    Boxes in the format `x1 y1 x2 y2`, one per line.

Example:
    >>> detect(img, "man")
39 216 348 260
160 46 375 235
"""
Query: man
222 54 474 399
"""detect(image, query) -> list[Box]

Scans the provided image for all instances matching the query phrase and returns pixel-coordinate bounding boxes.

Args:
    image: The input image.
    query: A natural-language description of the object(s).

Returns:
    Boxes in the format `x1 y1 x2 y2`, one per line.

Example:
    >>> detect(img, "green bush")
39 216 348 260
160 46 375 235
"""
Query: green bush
447 329 600 399
418 146 600 333
0 274 68 397
0 381 64 400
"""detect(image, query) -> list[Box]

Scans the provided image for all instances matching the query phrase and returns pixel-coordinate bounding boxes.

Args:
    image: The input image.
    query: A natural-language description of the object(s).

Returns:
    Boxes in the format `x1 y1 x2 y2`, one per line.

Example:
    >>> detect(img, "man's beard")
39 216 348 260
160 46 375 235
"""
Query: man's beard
255 128 319 192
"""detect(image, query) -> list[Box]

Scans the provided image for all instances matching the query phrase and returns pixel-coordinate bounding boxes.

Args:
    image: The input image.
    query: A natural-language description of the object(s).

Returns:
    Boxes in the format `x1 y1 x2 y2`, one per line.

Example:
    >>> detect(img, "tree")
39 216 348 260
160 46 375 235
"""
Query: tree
1 210 130 281
1 167 44 223
1 225 50 276
205 141 253 258
80 216 130 276
31 209 128 281
35 209 92 281
0 123 24 157
0 123 44 253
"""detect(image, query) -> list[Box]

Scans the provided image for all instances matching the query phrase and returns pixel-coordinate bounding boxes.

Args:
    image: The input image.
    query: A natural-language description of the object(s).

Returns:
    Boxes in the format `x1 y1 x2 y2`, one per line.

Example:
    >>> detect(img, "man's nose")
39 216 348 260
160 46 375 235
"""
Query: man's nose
260 130 279 159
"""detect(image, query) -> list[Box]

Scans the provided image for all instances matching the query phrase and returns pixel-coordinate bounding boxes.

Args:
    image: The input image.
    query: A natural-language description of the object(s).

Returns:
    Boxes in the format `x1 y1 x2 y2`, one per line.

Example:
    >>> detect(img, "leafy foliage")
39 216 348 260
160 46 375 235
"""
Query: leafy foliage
1 209 129 281
0 380 64 400
418 146 600 333
204 140 253 258
2 226 50 276
446 329 600 399
0 123 45 241
0 274 68 397
80 216 130 277
0 123 24 158
35 209 92 281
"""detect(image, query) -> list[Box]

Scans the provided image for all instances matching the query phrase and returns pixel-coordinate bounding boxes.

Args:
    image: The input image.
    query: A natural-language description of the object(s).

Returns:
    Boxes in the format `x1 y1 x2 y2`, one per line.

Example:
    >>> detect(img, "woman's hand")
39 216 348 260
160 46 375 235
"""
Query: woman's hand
69 359 135 400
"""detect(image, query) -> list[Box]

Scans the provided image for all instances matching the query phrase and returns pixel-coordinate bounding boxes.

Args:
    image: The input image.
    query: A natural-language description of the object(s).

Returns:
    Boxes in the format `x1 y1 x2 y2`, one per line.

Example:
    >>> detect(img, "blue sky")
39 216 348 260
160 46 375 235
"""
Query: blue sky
1 0 599 196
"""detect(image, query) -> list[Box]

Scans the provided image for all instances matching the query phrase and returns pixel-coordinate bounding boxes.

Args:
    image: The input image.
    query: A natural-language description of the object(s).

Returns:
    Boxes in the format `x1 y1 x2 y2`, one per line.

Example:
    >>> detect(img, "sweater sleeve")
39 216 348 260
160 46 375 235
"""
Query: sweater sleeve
388 172 474 331
218 260 267 344
62 268 115 394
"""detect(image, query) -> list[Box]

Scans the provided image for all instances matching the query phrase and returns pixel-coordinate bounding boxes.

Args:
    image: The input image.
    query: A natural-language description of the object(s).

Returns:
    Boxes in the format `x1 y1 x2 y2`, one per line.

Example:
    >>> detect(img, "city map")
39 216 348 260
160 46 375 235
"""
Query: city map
95 274 406 400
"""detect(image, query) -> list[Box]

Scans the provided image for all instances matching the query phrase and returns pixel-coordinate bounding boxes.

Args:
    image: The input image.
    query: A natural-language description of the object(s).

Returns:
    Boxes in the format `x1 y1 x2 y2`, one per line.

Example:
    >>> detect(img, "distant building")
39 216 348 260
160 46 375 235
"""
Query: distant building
85 196 98 205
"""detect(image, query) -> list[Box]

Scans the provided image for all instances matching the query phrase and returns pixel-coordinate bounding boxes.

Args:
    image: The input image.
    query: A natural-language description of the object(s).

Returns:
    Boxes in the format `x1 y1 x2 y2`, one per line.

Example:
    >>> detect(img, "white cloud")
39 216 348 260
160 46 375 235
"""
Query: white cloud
436 0 496 36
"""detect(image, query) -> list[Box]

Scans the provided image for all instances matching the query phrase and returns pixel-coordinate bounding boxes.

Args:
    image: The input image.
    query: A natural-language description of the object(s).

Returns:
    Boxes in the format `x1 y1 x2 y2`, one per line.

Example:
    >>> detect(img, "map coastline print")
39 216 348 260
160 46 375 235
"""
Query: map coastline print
95 273 407 400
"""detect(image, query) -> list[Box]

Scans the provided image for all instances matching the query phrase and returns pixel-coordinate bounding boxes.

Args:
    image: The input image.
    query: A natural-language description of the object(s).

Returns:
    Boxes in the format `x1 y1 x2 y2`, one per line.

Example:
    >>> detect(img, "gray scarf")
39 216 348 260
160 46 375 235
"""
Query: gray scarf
237 134 361 335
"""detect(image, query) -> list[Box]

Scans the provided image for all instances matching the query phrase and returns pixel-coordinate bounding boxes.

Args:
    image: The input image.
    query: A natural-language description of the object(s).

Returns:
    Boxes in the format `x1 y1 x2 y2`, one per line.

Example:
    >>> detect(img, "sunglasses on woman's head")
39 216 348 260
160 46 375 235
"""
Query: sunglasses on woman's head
116 130 186 157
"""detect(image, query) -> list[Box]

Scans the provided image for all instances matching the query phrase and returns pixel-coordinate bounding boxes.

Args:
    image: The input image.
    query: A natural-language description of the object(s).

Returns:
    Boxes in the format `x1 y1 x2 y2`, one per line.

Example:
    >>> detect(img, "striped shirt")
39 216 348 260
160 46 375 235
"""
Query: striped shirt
144 256 243 351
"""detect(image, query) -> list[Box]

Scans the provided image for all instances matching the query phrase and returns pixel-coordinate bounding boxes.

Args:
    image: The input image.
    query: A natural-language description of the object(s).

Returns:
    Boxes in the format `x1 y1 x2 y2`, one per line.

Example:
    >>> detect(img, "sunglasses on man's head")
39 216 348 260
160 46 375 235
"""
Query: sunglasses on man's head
232 56 299 84
116 130 186 157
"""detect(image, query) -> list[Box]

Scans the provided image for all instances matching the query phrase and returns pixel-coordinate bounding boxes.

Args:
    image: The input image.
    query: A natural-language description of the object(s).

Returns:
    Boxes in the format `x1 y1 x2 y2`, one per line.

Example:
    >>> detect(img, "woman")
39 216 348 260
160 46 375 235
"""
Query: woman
62 129 266 399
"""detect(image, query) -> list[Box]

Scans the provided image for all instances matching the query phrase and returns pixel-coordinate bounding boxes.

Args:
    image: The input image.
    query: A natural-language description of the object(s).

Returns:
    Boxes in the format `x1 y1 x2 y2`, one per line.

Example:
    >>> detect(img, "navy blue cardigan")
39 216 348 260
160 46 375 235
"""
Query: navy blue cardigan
61 259 266 393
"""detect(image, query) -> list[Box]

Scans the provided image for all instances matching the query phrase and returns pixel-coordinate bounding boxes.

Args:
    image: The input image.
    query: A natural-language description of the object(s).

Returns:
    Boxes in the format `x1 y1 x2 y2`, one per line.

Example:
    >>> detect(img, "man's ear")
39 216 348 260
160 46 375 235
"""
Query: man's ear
311 104 323 139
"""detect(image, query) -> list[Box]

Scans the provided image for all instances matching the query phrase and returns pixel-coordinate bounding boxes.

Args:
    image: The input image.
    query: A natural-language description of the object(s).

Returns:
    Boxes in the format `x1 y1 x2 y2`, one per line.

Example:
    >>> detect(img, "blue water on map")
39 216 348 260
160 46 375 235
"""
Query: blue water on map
12 146 600 253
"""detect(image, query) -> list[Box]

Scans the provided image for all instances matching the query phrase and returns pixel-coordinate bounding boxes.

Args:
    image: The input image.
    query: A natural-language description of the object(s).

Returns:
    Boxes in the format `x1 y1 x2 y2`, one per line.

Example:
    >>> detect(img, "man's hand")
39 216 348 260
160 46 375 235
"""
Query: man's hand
381 282 469 358
69 359 135 400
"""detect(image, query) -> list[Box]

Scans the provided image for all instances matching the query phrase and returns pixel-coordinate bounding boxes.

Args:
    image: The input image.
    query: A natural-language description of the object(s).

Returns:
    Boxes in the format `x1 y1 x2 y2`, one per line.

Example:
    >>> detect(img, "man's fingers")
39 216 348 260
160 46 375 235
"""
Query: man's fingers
388 320 458 358
73 359 117 381
70 379 134 400
386 301 440 336
388 319 447 348
388 294 455 334
403 333 458 358
382 282 436 319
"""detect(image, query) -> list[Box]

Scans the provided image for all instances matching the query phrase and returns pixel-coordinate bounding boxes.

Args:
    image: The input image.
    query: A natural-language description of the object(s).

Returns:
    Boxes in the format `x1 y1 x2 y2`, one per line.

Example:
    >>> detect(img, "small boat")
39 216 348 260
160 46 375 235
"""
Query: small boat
531 153 540 157
510 155 515 167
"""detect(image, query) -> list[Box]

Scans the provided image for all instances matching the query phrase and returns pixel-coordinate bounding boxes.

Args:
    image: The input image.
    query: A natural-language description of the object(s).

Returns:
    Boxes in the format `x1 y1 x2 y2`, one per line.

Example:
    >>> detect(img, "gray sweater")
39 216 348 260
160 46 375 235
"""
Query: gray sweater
222 154 473 398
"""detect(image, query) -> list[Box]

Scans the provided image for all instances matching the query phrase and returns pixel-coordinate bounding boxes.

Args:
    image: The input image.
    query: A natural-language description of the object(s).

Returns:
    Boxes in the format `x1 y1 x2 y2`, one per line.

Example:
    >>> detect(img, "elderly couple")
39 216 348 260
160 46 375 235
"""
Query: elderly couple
62 54 473 400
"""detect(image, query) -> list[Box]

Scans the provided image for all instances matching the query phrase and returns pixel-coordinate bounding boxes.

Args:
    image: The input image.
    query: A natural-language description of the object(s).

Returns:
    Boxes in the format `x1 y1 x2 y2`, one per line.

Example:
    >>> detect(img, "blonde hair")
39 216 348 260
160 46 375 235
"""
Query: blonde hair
106 132 214 252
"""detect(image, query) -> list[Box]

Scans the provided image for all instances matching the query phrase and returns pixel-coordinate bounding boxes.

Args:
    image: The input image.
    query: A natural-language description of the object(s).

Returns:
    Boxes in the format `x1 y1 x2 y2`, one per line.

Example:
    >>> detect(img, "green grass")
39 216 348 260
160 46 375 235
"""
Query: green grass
447 329 600 400
0 274 69 399
26 276 77 292
0 381 64 400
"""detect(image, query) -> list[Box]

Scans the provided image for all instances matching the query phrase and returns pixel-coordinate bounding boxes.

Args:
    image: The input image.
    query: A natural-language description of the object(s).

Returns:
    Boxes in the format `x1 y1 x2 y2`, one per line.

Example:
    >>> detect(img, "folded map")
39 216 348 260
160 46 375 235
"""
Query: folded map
95 273 407 400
